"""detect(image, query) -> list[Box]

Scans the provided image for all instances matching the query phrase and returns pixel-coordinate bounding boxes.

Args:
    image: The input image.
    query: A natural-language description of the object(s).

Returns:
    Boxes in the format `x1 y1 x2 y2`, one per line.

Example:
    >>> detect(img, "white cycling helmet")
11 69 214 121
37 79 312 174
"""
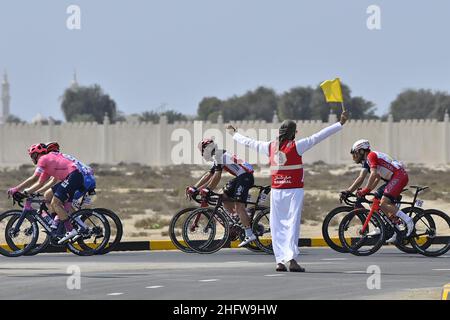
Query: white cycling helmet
351 139 371 154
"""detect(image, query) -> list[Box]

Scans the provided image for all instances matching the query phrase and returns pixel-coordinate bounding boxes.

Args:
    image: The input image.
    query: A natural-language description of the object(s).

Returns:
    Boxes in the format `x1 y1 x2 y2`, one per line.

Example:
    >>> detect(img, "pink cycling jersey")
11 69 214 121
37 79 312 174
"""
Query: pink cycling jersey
366 151 404 181
34 152 78 183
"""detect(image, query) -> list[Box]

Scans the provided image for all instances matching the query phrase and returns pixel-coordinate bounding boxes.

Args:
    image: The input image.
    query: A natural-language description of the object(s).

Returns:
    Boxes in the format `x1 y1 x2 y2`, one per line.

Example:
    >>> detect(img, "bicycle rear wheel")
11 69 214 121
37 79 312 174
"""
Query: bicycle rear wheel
339 208 385 256
66 209 111 256
321 206 354 253
0 210 39 257
393 207 428 254
182 208 229 254
252 207 273 254
410 209 450 257
93 208 123 255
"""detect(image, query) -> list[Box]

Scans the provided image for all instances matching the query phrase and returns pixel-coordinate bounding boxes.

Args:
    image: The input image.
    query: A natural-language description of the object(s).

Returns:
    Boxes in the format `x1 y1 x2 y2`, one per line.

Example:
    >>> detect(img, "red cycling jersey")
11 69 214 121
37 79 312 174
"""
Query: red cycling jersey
366 151 403 181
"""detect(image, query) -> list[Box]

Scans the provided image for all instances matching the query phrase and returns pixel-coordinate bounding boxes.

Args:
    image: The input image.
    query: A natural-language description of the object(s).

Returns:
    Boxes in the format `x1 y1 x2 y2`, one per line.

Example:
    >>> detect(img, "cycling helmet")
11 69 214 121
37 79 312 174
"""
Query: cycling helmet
28 143 48 163
350 139 371 154
45 141 60 153
198 138 216 156
28 143 48 156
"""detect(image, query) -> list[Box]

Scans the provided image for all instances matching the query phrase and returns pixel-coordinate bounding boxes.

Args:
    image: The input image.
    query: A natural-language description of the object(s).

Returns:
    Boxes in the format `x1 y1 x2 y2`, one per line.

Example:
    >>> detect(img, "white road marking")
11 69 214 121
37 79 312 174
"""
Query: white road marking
432 269 450 271
298 262 334 265
146 286 164 289
199 279 219 282
107 293 124 296
264 274 284 277
344 271 366 274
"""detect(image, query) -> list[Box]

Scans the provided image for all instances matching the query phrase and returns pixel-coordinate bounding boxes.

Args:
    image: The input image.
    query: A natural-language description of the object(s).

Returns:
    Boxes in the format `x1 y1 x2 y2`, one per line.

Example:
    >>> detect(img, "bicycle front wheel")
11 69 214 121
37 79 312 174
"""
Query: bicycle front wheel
169 207 198 253
5 213 51 256
339 208 385 256
182 208 229 254
321 206 354 253
0 210 39 257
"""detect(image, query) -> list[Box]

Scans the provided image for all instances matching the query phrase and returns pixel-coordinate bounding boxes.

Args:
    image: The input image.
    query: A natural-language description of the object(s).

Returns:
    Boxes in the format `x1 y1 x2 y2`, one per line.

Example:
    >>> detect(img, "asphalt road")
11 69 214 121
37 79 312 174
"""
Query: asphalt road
0 247 449 300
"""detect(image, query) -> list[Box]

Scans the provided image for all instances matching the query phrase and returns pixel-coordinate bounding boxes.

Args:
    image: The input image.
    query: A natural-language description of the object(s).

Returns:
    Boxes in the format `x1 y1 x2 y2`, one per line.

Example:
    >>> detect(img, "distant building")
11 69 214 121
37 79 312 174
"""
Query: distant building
1 71 11 124
71 70 79 90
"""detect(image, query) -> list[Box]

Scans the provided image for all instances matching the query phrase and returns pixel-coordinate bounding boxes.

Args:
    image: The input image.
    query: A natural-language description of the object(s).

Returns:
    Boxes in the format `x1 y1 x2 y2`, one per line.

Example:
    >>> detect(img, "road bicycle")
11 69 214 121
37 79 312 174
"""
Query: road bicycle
0 192 111 257
181 186 272 254
338 185 450 257
322 187 425 254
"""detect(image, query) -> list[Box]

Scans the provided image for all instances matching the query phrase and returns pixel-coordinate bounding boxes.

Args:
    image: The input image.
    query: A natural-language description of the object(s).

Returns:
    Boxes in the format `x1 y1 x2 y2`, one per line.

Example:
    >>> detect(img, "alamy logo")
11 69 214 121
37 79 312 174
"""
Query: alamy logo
66 265 81 290
366 5 381 30
366 265 381 289
66 5 81 30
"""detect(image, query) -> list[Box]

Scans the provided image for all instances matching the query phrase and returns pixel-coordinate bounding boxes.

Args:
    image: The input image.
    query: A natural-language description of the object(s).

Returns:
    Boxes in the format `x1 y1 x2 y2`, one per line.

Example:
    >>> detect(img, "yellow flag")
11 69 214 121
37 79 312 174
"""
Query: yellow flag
320 78 343 103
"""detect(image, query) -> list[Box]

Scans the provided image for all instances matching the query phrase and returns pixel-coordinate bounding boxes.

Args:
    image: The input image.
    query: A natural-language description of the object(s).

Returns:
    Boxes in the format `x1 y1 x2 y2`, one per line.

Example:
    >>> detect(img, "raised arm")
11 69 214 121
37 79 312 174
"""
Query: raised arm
296 111 348 155
226 125 270 156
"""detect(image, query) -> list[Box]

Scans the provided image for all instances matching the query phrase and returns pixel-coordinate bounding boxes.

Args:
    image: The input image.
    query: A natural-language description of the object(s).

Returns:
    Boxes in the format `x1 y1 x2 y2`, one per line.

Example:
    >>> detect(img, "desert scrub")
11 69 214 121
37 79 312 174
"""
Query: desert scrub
134 216 170 230
301 194 339 223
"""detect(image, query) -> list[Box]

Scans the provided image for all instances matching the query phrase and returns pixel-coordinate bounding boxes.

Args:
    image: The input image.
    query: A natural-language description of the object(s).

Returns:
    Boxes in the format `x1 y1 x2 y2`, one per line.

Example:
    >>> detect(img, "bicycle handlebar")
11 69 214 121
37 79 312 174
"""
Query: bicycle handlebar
340 192 376 206
189 185 271 206
9 192 45 208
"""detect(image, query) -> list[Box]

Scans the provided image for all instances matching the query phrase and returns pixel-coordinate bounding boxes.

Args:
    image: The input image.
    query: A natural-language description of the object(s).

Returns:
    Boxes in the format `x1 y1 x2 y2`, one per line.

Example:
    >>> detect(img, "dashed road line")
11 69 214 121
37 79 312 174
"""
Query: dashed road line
107 292 124 296
199 279 219 282
432 269 450 271
146 286 164 289
264 274 284 277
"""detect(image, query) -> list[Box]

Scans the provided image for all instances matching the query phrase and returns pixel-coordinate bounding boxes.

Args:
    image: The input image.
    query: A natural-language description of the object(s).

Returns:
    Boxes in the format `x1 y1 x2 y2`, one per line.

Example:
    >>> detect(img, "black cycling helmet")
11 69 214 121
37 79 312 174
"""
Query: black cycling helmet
45 141 60 153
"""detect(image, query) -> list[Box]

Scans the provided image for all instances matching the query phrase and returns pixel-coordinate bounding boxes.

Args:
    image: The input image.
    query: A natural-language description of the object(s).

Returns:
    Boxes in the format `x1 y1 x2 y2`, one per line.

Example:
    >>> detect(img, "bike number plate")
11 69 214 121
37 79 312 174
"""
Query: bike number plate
415 200 424 207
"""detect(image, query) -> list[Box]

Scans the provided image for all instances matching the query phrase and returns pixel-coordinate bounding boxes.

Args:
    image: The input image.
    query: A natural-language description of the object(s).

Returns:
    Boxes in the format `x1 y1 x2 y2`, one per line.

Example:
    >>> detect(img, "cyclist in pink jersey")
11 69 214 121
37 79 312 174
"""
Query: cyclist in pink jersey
7 144 84 243
350 139 414 242
186 138 257 247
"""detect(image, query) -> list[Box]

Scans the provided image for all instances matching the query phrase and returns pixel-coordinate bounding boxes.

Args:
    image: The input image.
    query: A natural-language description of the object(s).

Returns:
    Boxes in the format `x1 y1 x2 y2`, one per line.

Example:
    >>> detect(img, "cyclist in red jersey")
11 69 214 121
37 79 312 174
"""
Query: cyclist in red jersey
186 138 256 247
350 139 414 242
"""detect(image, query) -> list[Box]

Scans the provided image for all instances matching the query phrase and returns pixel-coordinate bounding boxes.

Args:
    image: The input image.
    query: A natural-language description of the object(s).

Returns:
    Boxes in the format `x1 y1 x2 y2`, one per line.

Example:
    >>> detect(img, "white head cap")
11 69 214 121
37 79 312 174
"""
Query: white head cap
351 139 371 153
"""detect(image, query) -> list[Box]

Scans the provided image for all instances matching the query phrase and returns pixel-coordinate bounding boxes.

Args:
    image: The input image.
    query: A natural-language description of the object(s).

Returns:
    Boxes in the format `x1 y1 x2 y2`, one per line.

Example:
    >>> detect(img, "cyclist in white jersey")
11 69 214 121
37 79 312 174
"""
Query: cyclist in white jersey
186 138 257 247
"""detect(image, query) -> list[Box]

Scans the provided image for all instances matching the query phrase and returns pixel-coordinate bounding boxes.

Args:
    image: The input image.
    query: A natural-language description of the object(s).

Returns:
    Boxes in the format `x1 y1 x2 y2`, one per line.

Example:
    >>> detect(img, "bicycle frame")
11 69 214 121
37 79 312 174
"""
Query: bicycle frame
359 187 424 235
12 195 91 236
190 185 271 234
12 198 54 235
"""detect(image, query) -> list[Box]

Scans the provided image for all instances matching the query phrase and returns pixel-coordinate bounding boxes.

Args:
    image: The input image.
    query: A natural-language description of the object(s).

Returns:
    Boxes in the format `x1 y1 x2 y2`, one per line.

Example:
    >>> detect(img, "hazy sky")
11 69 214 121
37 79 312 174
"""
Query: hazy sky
0 0 449 121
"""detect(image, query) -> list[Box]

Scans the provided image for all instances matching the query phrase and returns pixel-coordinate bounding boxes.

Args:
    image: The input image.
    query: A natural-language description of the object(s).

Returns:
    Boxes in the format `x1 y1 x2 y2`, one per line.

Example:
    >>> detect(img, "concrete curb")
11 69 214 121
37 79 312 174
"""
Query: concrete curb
442 284 450 300
2 237 444 253
0 237 362 253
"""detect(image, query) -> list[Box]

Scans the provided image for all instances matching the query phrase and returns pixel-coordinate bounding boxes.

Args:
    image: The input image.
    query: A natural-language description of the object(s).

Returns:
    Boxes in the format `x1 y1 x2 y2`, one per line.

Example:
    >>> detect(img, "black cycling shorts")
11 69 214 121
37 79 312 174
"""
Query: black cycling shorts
52 170 84 202
223 172 254 202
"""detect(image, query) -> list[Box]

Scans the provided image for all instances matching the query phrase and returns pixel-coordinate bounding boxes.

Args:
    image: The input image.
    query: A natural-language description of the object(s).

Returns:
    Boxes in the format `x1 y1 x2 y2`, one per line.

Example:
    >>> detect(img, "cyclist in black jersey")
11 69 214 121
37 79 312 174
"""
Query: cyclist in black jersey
186 138 256 247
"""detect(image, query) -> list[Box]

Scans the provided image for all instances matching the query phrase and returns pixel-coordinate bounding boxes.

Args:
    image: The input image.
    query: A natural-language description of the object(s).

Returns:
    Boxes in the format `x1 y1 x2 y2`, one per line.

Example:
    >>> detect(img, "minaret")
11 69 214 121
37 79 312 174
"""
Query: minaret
71 70 79 90
1 70 11 124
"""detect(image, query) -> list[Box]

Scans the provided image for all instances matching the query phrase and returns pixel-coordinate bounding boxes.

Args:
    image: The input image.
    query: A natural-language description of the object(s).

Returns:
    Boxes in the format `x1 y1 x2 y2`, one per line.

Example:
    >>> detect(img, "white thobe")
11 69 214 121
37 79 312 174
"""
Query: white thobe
233 122 343 263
